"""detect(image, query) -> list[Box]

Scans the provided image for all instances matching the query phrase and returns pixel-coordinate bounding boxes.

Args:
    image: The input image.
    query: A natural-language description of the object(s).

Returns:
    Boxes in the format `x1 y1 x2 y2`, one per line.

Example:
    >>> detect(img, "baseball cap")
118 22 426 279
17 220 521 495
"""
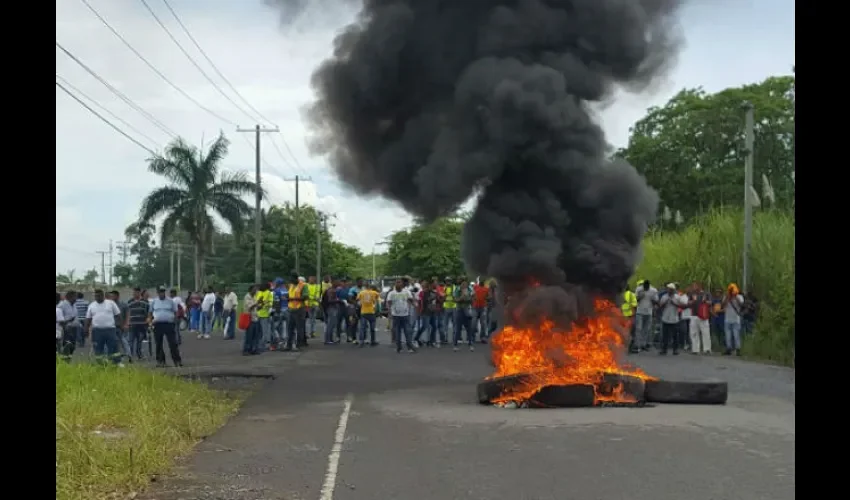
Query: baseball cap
157 286 166 292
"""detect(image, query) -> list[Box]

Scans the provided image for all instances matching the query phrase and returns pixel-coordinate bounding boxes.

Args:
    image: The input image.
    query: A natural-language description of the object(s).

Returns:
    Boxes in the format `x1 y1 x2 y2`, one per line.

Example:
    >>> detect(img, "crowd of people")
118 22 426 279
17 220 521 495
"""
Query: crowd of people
621 280 759 356
56 273 760 366
54 273 498 364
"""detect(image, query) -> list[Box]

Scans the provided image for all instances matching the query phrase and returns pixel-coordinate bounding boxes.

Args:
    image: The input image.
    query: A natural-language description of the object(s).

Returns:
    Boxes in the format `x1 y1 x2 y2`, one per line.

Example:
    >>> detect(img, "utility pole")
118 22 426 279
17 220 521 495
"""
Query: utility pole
115 240 130 263
742 101 755 294
176 243 182 291
169 244 175 288
96 250 108 286
237 124 279 283
283 175 312 272
108 239 114 287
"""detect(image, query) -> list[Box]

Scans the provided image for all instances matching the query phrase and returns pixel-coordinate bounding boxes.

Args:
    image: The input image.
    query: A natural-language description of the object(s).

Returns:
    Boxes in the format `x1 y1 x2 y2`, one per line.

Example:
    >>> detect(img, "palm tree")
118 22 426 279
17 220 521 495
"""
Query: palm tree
139 133 260 290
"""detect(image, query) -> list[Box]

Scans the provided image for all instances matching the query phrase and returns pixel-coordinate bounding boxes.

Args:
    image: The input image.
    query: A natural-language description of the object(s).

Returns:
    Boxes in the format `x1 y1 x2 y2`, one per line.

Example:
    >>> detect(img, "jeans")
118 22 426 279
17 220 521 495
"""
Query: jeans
243 321 261 354
634 313 652 349
75 323 87 347
223 310 236 339
724 322 742 350
660 322 679 353
307 305 319 336
60 325 77 360
201 310 213 335
129 324 147 358
324 306 339 343
441 309 454 343
116 328 132 360
415 314 438 344
273 310 289 342
471 307 488 340
189 308 200 331
359 313 377 344
392 315 413 351
453 308 474 346
153 322 182 365
92 327 121 364
678 319 690 348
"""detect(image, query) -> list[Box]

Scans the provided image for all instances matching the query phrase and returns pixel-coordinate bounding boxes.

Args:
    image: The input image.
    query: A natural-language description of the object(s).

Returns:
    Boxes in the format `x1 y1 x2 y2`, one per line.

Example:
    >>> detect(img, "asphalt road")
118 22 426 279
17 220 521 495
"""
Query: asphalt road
140 320 795 500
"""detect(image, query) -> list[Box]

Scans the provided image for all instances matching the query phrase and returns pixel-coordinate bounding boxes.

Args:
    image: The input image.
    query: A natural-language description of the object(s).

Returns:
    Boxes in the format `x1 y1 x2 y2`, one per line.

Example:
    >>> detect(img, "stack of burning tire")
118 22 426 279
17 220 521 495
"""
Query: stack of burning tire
477 373 728 408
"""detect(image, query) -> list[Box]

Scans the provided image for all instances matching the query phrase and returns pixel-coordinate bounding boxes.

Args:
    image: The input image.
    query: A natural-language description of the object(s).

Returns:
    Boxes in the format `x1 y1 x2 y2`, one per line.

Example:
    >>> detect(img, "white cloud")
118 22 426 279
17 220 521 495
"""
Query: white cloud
56 0 794 274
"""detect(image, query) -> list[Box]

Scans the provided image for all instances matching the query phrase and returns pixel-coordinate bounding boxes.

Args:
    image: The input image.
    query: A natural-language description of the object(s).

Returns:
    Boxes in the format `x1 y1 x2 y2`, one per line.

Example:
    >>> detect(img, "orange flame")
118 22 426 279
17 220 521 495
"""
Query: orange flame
488 298 656 404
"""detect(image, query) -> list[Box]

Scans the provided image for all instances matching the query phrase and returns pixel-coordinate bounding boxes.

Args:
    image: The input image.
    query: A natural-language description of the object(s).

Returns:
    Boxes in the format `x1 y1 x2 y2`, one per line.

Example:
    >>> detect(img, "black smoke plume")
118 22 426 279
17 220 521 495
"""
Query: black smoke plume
268 0 685 328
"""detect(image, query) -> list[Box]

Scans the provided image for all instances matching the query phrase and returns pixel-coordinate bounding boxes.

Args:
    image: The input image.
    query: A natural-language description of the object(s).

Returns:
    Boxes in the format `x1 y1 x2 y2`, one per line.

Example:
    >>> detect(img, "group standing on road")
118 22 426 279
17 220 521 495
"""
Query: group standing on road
623 280 758 357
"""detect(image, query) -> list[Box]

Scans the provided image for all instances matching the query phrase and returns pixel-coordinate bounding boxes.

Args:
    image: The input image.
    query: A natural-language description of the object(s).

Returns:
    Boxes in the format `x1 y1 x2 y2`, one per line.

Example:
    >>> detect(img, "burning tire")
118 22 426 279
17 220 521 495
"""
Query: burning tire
529 384 596 408
597 373 646 406
476 373 536 405
644 379 728 405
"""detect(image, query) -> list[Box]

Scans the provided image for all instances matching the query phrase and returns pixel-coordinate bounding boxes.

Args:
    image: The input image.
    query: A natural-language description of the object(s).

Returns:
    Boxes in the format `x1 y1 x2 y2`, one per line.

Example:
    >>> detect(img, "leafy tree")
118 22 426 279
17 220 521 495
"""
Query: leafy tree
617 75 795 220
385 217 465 279
56 269 79 285
139 133 259 290
82 268 99 284
112 263 134 286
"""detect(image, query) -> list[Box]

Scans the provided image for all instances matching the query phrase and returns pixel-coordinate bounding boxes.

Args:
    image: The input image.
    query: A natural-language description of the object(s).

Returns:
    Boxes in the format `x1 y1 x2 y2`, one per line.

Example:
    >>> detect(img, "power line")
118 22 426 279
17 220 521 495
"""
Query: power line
268 134 300 172
158 0 273 125
56 81 156 155
154 0 308 177
138 0 255 124
56 73 161 147
77 0 235 126
56 41 177 138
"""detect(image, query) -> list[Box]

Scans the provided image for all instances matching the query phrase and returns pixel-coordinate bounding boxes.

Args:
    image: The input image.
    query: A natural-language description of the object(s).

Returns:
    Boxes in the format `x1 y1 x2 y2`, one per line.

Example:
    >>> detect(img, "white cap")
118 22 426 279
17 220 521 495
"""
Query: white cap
666 283 676 290
298 276 306 282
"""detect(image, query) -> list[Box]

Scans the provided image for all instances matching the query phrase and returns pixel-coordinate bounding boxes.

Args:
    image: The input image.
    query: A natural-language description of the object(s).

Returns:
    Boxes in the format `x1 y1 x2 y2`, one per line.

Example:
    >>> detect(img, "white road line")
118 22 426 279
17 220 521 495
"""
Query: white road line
319 394 354 500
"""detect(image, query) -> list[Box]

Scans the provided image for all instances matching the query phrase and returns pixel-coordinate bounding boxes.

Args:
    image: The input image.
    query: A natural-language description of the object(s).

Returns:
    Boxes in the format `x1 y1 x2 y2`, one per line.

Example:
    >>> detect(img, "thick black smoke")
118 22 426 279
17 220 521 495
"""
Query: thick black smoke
269 0 685 327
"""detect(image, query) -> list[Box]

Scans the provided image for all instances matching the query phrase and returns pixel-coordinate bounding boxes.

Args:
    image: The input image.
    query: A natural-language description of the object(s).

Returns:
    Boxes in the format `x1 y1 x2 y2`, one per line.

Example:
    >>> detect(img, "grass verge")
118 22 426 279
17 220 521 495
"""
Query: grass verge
636 209 795 365
56 361 241 500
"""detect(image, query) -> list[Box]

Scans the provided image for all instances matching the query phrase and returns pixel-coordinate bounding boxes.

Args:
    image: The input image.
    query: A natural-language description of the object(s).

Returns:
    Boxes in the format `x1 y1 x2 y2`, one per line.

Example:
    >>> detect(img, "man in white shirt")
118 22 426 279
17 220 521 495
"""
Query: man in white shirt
85 289 122 365
387 279 416 353
200 288 217 339
57 291 79 360
222 287 239 340
633 280 657 352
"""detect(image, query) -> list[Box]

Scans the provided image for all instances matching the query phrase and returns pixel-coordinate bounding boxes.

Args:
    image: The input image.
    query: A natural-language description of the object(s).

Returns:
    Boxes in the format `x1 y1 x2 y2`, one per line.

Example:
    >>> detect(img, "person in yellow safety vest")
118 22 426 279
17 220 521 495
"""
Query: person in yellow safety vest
622 286 638 351
285 274 307 351
306 276 321 340
442 276 456 341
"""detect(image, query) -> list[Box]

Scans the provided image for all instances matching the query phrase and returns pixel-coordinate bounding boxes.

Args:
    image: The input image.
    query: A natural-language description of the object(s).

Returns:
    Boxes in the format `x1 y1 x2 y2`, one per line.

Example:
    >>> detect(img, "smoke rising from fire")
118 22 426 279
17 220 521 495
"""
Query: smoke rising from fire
268 0 686 327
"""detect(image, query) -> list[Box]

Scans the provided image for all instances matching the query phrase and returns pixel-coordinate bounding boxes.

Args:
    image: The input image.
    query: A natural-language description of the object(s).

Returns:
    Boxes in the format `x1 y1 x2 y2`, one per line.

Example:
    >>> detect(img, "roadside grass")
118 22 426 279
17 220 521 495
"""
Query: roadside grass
56 361 241 500
636 209 795 366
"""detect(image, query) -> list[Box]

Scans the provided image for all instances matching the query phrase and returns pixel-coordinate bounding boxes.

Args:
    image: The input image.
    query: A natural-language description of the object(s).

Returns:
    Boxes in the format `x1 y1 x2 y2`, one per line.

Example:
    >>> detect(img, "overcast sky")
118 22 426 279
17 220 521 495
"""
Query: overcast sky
56 0 794 277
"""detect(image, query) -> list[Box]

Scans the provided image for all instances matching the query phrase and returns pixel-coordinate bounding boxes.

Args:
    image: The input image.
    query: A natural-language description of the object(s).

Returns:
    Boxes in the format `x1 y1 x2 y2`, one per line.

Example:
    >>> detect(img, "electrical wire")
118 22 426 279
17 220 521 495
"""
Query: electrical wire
155 0 308 176
77 0 236 126
159 0 274 125
56 81 156 155
138 0 258 124
56 41 177 138
56 73 161 147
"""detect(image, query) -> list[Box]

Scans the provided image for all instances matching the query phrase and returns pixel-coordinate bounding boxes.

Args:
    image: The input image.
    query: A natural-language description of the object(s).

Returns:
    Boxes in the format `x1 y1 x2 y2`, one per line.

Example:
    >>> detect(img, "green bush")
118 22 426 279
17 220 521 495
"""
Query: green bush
635 209 795 365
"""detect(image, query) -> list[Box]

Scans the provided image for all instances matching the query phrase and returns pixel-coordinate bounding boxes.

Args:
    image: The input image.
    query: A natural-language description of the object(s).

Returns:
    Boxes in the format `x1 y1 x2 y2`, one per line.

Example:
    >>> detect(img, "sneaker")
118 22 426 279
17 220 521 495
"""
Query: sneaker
436 343 441 349
453 345 459 352
117 363 126 368
469 345 475 352
197 334 203 340
406 348 415 353
413 340 420 348
292 346 300 352
203 334 210 339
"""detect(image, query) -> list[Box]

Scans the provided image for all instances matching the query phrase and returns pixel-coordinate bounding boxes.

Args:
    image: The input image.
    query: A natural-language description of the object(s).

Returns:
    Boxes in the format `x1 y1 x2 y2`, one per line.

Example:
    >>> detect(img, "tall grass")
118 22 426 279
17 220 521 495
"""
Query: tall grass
636 209 795 365
56 362 241 500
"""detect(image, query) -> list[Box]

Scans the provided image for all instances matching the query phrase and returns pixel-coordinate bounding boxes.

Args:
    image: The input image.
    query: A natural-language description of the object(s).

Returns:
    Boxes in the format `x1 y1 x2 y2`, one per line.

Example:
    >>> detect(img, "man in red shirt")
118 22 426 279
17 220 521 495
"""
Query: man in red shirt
472 278 490 343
